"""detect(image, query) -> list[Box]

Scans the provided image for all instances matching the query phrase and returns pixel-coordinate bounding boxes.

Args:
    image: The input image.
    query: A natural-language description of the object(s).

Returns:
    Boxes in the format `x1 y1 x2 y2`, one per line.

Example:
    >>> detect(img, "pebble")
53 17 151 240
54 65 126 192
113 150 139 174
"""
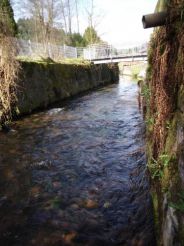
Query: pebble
84 199 98 209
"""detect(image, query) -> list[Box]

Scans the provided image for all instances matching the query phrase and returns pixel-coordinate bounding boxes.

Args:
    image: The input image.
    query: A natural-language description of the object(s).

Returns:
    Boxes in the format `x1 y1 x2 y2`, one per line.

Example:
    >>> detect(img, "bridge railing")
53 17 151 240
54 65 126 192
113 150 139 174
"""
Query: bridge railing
14 38 147 61
83 43 147 60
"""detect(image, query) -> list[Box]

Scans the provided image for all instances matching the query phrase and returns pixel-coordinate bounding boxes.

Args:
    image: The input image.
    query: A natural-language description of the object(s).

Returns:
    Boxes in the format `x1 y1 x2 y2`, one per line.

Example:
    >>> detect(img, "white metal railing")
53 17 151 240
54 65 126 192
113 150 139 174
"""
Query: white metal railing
14 38 147 61
83 43 147 60
16 39 79 60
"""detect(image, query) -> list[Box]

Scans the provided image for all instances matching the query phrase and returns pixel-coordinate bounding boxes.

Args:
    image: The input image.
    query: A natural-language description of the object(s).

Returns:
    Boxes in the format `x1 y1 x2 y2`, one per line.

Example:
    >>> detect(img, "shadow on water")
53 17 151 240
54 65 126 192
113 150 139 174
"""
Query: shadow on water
0 77 155 246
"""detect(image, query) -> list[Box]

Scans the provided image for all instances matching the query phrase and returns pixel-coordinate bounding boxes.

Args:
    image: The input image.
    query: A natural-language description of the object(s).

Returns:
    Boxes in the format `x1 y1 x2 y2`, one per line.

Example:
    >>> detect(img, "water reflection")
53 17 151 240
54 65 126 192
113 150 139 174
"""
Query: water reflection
0 77 155 245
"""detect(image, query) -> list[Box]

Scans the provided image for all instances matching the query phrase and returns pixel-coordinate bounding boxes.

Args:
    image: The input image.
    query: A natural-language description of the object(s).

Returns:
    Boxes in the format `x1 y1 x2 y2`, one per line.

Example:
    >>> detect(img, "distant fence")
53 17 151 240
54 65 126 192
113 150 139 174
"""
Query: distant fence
16 39 81 60
15 39 147 61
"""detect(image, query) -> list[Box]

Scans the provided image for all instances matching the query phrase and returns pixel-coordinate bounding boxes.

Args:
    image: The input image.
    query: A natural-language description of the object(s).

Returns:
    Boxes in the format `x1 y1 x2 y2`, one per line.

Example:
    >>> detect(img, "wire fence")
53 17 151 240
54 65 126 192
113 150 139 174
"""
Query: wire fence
16 39 79 60
14 38 147 61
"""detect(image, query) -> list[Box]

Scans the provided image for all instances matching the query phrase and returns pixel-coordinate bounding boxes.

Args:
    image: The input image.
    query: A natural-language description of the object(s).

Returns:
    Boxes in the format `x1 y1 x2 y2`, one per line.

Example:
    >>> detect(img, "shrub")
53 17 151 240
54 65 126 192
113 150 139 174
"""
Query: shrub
0 10 20 125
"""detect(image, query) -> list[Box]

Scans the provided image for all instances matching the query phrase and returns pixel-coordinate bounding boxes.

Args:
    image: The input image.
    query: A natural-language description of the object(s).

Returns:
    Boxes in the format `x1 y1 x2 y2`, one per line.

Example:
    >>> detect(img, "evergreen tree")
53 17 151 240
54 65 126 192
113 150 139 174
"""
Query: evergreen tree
17 17 67 45
83 27 101 46
0 0 17 36
68 33 85 47
17 18 35 40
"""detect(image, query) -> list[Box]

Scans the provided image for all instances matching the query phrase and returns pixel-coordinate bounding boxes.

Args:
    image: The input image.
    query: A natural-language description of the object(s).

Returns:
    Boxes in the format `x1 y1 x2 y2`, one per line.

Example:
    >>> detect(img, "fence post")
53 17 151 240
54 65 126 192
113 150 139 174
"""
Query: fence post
110 45 113 63
64 44 66 58
48 42 51 58
89 47 91 62
75 47 77 58
28 39 32 56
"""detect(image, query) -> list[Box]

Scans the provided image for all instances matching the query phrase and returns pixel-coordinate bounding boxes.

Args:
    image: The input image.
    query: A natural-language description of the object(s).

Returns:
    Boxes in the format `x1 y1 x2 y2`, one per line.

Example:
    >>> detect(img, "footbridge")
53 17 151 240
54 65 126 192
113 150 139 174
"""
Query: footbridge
83 43 148 64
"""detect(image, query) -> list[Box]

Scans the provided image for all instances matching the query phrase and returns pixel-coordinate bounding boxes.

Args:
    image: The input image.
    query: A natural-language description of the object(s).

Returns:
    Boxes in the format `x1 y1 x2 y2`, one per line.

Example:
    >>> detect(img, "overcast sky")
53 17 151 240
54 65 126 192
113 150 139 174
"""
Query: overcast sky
79 0 158 48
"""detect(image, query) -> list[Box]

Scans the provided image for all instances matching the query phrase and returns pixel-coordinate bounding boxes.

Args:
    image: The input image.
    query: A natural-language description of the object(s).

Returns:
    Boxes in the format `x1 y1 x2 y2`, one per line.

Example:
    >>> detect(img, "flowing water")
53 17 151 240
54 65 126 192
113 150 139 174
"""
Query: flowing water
0 77 155 246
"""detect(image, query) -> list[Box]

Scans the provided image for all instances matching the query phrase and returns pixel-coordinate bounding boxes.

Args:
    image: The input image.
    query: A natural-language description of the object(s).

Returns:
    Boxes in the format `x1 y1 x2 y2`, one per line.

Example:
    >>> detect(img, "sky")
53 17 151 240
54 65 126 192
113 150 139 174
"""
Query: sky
12 0 158 49
79 0 158 48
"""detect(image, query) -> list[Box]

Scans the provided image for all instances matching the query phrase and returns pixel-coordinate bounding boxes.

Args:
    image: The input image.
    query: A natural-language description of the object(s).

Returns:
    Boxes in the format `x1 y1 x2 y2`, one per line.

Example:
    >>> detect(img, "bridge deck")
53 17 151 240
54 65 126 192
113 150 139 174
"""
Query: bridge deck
91 54 147 64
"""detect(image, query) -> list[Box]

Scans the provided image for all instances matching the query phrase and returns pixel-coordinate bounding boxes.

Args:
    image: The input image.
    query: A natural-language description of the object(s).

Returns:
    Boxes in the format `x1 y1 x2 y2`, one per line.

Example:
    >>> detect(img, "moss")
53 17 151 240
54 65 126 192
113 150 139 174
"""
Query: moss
14 61 119 117
179 224 184 245
161 157 178 192
144 2 184 243
17 57 91 66
151 191 160 243
164 115 177 153
147 112 178 189
178 85 184 110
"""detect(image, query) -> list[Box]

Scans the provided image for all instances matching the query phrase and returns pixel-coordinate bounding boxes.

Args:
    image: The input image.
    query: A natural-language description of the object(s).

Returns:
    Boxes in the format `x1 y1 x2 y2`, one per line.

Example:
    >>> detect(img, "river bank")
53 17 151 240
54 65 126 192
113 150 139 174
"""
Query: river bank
119 62 147 80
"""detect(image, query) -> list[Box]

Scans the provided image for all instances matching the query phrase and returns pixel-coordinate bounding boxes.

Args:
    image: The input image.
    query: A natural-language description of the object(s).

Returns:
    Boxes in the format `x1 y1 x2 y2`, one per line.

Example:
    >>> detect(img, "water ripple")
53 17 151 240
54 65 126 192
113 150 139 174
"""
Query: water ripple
0 78 155 245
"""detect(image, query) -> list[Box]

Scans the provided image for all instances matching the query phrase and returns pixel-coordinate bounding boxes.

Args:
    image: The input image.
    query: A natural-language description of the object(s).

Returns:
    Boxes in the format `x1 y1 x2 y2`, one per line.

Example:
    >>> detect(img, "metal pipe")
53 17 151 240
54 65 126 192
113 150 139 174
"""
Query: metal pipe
142 12 167 29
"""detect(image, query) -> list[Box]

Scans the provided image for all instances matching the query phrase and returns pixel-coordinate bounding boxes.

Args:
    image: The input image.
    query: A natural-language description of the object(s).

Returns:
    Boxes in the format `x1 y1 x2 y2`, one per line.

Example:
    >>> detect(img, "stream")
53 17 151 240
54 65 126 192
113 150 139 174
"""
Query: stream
0 77 155 246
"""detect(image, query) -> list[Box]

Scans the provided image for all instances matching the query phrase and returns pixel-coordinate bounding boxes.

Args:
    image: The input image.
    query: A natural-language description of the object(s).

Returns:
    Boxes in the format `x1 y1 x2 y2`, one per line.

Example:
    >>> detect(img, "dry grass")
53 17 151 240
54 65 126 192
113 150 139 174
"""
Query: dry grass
0 18 20 124
146 2 184 158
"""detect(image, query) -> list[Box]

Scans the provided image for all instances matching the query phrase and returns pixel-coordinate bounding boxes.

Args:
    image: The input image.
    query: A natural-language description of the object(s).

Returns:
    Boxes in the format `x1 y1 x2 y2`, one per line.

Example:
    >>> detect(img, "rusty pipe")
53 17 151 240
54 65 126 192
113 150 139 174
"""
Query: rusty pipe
142 12 167 29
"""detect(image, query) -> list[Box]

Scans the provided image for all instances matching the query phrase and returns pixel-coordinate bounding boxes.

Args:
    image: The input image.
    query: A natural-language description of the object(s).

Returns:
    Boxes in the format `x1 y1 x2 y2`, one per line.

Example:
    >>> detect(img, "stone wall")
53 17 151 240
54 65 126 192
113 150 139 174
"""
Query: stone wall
16 62 119 115
143 0 184 245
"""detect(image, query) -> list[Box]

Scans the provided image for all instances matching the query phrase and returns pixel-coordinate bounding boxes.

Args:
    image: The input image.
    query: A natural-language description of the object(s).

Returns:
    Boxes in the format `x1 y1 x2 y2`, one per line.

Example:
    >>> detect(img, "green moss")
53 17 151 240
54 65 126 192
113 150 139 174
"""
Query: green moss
178 85 184 109
159 43 166 56
146 66 152 84
179 224 184 245
144 1 184 243
165 115 177 153
17 57 91 66
146 112 178 189
129 64 146 80
152 191 160 239
161 157 177 192
14 61 119 116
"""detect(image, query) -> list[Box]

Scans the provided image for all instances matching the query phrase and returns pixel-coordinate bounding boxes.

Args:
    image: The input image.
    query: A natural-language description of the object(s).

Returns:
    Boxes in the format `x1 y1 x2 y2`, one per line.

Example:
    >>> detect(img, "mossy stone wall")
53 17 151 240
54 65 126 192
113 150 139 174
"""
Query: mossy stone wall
143 0 184 244
16 62 119 115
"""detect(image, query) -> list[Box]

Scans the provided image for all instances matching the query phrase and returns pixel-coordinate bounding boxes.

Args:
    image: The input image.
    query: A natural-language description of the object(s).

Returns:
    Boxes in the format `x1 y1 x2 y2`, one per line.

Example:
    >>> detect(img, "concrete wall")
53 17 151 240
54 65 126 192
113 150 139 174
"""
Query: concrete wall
16 62 119 115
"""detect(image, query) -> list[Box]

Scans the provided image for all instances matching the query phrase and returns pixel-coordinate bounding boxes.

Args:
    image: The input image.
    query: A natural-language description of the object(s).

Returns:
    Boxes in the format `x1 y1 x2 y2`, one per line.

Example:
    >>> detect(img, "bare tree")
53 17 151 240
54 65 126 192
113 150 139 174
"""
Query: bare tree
13 0 103 48
14 0 64 44
67 0 72 34
84 0 104 44
61 0 81 35
30 0 57 45
75 0 79 33
85 0 97 44
61 0 68 32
